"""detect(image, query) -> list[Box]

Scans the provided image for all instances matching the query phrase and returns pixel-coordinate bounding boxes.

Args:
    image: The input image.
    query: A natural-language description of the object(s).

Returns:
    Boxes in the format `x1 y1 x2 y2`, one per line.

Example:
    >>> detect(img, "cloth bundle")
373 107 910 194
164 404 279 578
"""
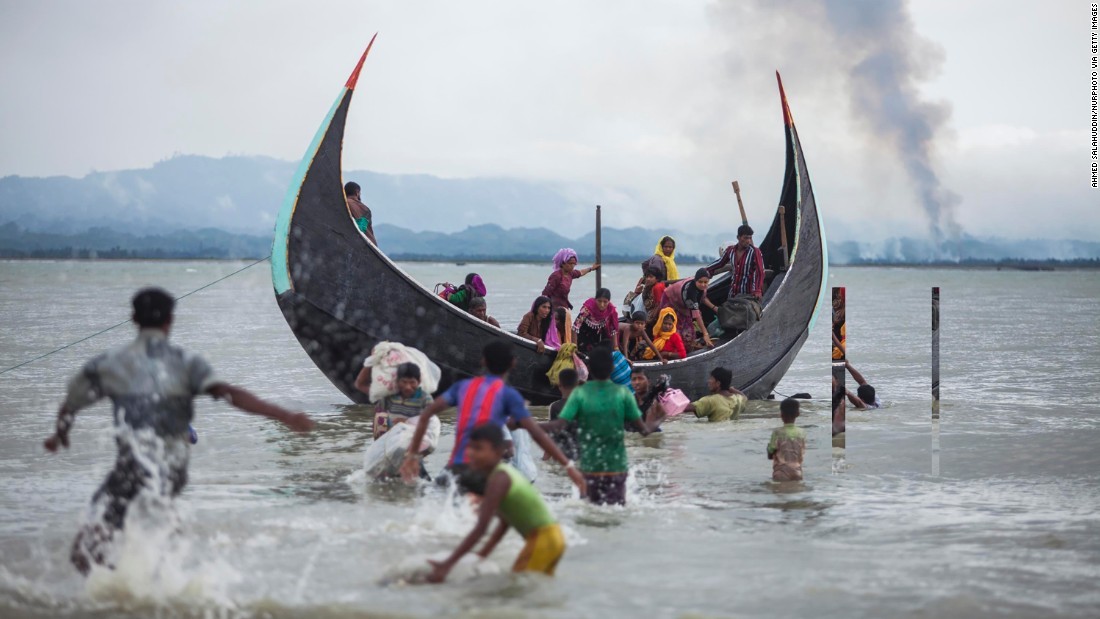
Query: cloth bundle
546 343 580 387
363 416 442 479
362 342 442 403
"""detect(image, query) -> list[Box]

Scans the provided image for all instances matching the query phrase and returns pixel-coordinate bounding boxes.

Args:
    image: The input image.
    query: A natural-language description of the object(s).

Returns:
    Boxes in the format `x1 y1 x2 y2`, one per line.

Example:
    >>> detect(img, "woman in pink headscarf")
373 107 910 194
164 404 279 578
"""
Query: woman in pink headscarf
573 287 619 354
542 248 600 311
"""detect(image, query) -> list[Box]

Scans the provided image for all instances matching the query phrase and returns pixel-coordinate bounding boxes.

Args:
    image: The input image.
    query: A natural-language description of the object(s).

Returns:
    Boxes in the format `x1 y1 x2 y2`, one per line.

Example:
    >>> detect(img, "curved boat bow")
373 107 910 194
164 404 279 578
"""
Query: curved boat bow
272 48 826 404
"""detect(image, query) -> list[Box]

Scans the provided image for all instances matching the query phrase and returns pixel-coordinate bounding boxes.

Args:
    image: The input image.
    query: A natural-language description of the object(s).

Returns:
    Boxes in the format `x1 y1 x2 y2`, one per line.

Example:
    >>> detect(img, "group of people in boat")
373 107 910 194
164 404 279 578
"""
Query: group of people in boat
345 179 768 357
440 227 767 362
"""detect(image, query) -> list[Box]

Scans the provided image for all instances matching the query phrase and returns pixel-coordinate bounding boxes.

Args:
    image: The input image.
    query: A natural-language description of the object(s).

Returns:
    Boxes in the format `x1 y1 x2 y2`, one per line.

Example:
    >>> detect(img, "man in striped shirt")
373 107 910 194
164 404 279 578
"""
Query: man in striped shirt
708 224 765 301
400 341 585 494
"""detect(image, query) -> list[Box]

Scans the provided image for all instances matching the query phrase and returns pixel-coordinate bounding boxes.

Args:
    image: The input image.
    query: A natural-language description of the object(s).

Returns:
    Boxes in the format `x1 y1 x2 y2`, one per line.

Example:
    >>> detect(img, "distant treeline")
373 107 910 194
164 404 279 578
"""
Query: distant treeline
0 222 270 259
3 222 1100 267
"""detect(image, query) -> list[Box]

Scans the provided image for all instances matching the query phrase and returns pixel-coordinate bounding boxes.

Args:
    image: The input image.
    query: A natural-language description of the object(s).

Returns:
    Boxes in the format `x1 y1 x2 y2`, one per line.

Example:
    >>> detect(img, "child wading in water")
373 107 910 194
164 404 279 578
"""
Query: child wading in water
373 362 434 440
767 398 807 481
544 346 663 505
427 424 565 582
400 341 584 494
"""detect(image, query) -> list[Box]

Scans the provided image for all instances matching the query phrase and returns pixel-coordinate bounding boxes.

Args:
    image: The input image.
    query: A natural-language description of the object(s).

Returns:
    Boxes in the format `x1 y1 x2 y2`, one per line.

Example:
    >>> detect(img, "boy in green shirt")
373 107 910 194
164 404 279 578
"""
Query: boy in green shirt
684 367 747 422
767 398 807 481
427 424 564 582
544 346 662 505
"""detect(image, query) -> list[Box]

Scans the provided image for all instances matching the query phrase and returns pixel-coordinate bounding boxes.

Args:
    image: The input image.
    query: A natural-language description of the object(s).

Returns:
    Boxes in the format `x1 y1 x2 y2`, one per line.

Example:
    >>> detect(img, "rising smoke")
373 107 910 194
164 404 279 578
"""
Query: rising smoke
706 0 963 257
820 0 962 253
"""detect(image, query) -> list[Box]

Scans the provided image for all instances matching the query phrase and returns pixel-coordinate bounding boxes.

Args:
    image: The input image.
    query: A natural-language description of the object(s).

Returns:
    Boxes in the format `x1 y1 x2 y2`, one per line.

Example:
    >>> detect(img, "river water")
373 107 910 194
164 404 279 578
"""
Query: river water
0 260 1097 618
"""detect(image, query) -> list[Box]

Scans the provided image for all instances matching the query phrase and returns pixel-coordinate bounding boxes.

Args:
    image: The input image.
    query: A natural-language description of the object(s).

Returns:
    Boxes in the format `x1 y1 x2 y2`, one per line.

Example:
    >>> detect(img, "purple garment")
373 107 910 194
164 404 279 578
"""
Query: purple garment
468 274 487 297
552 248 578 270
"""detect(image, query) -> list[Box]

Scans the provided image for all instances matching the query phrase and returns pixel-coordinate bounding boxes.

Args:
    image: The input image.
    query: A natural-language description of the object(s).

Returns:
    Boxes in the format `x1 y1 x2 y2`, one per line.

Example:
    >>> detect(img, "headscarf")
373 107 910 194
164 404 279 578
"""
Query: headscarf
654 236 679 281
643 307 678 360
464 273 487 297
552 248 578 270
683 267 709 305
580 289 619 337
530 295 553 339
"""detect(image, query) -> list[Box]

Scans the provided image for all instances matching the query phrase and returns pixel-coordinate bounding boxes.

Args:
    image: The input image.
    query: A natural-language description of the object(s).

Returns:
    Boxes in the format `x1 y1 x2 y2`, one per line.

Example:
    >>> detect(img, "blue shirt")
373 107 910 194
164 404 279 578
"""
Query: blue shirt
442 375 531 465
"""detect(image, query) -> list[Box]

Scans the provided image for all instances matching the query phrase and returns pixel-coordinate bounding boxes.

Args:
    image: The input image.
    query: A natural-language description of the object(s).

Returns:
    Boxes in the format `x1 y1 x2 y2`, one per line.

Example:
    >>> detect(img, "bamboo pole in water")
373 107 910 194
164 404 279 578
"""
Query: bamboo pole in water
932 287 940 420
595 205 602 293
932 287 941 475
832 286 846 437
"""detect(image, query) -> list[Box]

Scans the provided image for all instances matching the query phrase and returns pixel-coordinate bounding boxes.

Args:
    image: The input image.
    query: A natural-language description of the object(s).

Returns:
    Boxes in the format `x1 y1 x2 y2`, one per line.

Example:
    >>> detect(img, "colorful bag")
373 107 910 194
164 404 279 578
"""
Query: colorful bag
434 282 457 301
572 353 589 382
656 388 691 416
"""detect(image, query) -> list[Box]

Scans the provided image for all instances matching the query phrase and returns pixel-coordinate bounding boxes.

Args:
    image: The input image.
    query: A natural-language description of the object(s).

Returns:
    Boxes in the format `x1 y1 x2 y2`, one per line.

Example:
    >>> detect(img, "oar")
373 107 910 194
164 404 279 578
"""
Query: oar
778 205 790 271
731 181 749 226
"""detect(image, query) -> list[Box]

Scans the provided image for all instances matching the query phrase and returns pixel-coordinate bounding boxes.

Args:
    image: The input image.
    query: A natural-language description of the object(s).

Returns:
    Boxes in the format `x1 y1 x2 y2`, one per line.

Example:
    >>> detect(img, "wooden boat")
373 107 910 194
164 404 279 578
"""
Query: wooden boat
271 40 827 404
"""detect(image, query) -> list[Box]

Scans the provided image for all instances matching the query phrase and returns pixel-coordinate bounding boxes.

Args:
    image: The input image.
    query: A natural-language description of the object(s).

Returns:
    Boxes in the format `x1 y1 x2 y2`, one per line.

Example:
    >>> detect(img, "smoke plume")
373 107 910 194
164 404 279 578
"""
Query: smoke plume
820 0 962 252
706 0 963 255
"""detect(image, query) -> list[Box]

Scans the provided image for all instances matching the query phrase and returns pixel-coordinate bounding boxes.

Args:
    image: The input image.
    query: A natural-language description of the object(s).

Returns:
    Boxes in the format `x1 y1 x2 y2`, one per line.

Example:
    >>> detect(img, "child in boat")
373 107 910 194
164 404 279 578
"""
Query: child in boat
683 367 747 422
426 424 565 582
767 398 806 481
617 310 665 363
543 347 662 505
642 308 687 361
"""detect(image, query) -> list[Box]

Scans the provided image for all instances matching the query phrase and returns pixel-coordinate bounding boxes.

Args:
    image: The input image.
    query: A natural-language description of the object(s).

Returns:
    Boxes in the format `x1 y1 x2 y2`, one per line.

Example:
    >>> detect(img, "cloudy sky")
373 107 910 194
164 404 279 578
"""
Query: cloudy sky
0 0 1093 241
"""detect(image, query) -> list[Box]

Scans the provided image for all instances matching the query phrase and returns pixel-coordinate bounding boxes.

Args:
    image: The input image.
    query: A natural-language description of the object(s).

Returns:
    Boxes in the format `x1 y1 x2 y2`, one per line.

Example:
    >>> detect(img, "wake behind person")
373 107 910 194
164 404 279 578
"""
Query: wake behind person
399 341 585 494
345 181 377 245
43 288 314 575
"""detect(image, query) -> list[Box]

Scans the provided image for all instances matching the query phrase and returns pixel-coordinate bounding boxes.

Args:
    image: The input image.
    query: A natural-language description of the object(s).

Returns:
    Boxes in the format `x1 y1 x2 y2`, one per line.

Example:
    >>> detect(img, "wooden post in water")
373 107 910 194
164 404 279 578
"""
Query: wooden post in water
595 205 602 293
932 286 941 475
831 287 846 438
932 287 940 420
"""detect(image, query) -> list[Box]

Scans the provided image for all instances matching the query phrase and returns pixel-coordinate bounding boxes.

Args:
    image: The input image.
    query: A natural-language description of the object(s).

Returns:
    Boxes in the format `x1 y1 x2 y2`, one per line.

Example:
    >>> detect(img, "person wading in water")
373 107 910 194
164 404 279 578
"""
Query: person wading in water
44 288 314 574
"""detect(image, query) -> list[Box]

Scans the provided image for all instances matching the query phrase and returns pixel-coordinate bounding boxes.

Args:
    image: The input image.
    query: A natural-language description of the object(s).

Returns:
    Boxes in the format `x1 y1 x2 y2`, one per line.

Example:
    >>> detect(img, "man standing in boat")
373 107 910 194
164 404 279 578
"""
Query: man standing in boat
345 181 377 245
708 224 765 334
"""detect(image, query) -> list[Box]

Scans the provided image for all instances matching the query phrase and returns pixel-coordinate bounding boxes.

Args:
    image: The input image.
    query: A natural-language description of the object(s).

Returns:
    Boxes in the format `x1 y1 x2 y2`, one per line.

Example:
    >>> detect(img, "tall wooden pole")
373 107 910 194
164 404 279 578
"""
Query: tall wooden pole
832 287 846 438
778 205 790 271
595 205 602 293
731 181 749 225
932 287 940 420
932 287 941 475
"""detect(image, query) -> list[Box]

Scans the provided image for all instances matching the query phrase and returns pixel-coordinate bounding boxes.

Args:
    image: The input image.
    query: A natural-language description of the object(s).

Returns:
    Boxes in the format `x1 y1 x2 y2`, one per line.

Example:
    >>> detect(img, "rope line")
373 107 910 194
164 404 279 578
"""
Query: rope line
0 256 270 377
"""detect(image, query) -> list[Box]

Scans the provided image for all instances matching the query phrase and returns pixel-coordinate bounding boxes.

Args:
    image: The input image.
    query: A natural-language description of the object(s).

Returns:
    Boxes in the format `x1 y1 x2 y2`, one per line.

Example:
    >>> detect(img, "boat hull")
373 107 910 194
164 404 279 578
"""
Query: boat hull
273 50 825 405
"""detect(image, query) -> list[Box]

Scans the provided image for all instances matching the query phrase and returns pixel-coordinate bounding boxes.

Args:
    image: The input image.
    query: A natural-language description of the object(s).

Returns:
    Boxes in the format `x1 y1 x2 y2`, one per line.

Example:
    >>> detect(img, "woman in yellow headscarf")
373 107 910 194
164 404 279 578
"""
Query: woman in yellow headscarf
641 236 679 282
642 308 687 360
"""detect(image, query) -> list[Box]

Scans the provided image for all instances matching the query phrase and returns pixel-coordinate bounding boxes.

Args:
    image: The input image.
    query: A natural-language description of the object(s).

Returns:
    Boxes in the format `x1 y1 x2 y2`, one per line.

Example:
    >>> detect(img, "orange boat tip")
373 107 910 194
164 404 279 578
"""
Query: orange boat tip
345 33 378 89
